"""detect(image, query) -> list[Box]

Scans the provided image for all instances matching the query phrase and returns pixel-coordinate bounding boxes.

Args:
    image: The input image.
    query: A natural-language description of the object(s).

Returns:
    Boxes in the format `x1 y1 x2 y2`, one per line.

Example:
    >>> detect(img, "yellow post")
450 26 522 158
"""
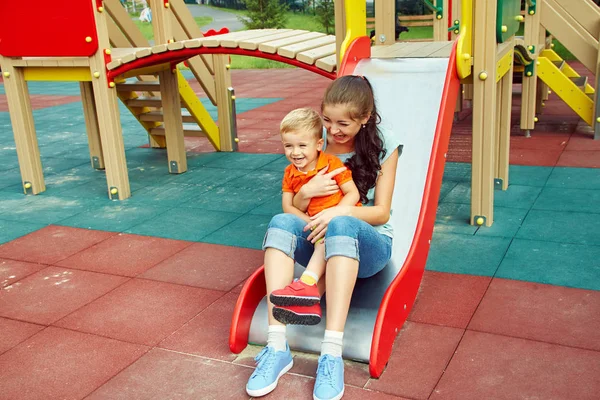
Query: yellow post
340 0 366 61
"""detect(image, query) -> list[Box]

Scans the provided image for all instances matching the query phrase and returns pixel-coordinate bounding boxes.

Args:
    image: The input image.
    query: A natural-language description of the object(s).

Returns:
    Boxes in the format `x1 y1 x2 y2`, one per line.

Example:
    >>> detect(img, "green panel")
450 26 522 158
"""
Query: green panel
496 0 521 43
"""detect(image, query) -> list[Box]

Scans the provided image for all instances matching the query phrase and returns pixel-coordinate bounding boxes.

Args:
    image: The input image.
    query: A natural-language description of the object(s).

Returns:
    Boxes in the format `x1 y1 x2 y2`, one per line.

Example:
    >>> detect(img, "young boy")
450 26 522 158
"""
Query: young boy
270 108 361 325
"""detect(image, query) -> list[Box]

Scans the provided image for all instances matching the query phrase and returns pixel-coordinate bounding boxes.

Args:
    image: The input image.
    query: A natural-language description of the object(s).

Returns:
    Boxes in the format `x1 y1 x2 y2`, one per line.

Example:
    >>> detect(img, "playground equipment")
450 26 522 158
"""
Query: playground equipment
518 0 600 141
229 0 461 377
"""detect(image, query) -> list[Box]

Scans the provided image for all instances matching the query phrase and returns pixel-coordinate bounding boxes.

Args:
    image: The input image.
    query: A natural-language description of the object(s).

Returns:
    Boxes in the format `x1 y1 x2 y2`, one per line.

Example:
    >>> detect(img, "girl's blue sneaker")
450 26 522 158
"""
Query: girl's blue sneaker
313 354 345 400
246 345 293 397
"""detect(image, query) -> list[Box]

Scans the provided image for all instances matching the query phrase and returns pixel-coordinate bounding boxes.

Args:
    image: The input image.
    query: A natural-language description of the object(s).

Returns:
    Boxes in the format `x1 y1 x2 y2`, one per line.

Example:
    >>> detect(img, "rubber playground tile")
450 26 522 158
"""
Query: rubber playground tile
469 278 600 351
509 147 562 166
507 164 553 186
533 186 600 214
0 218 45 245
85 348 251 400
125 182 211 206
0 327 147 400
201 213 273 250
0 258 47 288
184 150 228 168
203 152 282 170
0 168 21 190
565 132 600 151
366 321 464 400
56 233 191 277
0 225 115 264
141 242 263 291
474 206 528 238
509 132 570 150
0 318 44 356
40 156 90 175
438 180 459 202
442 161 471 181
426 232 511 276
55 278 224 347
433 203 478 235
343 387 412 400
0 266 128 325
409 271 491 329
496 238 600 291
0 153 19 170
248 196 284 216
286 351 372 389
442 182 542 210
431 331 600 400
158 292 239 361
0 195 94 225
516 209 600 246
180 183 281 214
14 81 82 96
160 165 250 188
545 166 600 190
258 153 291 171
0 189 32 213
556 150 600 168
125 207 242 242
57 203 170 233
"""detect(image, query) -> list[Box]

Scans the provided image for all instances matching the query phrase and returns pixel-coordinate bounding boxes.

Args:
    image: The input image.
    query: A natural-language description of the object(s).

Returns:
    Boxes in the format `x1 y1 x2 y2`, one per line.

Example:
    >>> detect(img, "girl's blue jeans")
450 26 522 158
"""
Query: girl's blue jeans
262 214 392 279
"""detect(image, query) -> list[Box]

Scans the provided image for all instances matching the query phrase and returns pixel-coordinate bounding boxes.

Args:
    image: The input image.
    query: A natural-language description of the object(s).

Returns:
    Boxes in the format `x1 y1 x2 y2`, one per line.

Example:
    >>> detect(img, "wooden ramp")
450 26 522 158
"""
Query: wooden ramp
106 29 339 80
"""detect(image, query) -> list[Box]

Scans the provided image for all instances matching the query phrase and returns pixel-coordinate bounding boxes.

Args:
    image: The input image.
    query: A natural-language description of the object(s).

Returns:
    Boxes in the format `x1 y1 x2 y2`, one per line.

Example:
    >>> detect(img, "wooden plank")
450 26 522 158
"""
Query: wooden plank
259 31 326 54
278 35 336 59
297 43 336 65
172 18 214 75
151 44 169 54
214 54 234 151
239 30 308 50
104 0 150 47
334 0 346 68
403 41 450 57
541 0 597 71
80 82 105 169
167 41 185 51
370 42 412 58
221 29 290 48
520 0 542 130
554 0 600 40
202 29 279 47
0 56 45 194
427 42 455 58
315 54 337 72
107 16 132 48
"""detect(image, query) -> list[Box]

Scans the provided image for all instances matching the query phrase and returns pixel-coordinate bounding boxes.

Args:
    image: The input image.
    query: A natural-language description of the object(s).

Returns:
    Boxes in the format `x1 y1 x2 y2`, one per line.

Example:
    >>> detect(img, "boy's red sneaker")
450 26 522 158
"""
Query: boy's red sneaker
270 280 320 307
273 303 322 325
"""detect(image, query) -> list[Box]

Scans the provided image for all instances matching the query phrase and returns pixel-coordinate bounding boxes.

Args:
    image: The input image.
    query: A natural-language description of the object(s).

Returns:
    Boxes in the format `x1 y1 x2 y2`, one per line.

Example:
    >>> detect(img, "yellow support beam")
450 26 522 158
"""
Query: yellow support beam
496 48 513 82
340 0 366 62
456 0 473 79
23 67 92 82
177 70 220 150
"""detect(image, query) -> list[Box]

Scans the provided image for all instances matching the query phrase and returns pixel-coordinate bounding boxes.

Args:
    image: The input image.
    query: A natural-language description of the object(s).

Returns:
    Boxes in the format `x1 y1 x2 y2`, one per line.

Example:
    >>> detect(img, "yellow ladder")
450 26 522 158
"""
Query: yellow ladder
537 49 595 125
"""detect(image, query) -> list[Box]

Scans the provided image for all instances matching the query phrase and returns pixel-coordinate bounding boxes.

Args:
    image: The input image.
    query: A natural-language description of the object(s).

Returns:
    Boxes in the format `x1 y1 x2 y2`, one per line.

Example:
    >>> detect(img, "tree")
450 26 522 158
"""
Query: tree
315 0 334 34
240 0 288 29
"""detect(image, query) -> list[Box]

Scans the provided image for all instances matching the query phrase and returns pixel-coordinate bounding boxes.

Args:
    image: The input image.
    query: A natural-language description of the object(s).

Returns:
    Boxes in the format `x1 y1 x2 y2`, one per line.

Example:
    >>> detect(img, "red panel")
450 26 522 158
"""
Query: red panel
0 1 99 57
369 42 460 378
338 36 371 77
229 266 266 353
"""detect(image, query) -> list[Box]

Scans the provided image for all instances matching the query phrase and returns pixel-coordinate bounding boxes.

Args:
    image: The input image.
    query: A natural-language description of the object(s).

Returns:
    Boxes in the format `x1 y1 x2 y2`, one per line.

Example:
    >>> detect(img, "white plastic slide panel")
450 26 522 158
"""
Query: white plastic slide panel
249 57 449 362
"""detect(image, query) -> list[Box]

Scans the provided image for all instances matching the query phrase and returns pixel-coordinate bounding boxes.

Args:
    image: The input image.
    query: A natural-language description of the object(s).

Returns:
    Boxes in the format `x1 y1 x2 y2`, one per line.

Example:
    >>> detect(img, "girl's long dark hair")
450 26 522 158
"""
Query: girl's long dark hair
322 75 386 204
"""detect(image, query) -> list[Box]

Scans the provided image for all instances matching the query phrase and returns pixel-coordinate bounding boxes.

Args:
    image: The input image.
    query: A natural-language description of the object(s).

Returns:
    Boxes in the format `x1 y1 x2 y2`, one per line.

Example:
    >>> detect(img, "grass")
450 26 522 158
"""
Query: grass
132 14 213 41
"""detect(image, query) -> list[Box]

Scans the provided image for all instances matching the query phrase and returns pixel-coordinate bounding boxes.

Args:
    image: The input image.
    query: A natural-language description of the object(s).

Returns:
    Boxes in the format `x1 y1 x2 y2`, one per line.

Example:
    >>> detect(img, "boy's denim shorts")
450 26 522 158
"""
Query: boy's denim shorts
262 213 392 279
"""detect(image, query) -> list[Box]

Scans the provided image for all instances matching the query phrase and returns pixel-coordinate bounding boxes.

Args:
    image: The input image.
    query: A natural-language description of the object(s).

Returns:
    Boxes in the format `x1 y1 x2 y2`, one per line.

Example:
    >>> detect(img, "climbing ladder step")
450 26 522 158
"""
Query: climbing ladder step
569 76 588 89
150 123 205 137
552 60 565 69
126 96 165 107
140 110 196 123
116 81 161 92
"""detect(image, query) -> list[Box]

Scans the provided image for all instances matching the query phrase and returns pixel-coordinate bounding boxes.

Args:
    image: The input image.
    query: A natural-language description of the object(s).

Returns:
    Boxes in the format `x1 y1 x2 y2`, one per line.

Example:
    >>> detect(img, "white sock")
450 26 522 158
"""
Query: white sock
321 330 344 357
267 325 287 352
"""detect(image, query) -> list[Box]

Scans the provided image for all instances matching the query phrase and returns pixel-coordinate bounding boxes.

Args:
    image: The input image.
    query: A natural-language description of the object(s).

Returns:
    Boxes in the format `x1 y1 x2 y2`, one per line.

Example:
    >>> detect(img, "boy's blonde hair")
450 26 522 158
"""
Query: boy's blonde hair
280 108 323 140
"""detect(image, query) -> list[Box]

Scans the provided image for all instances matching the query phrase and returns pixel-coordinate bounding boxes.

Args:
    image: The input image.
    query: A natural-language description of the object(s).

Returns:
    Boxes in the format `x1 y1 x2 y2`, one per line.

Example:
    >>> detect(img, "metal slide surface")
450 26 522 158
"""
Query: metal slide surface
248 56 452 362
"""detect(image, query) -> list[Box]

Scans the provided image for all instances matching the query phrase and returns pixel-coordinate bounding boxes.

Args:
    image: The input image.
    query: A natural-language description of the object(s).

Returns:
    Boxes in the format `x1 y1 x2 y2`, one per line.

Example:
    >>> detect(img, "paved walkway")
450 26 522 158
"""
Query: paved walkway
0 67 599 399
187 4 246 32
